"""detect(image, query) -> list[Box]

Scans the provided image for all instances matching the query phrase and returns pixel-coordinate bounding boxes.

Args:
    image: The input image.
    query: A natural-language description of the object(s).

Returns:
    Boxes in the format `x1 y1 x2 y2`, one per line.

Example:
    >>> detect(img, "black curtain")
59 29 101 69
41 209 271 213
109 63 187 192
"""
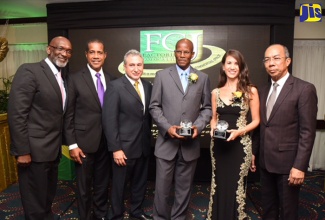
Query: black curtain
46 0 295 70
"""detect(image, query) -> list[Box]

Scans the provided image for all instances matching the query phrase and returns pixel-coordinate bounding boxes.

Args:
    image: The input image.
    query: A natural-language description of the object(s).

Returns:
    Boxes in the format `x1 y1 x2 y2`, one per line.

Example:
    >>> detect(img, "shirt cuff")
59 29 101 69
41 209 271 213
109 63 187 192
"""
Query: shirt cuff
69 143 78 150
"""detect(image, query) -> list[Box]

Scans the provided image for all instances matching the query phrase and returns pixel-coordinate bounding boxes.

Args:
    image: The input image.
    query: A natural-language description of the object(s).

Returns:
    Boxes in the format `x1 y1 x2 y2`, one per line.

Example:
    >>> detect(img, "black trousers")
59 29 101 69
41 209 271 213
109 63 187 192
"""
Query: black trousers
18 156 60 220
260 168 300 220
75 140 110 220
110 154 149 220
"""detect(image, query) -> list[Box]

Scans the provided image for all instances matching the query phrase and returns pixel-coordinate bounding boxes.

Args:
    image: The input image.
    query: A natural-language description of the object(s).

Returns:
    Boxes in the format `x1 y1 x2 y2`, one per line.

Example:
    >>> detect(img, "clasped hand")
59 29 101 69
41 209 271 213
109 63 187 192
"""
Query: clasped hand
16 154 32 166
168 125 198 139
210 128 242 141
113 150 127 166
70 147 86 164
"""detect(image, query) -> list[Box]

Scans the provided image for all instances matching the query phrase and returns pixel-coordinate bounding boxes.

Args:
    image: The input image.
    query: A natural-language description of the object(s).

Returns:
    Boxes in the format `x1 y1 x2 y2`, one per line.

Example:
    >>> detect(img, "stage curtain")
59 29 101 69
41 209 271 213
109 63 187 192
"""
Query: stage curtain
293 40 325 170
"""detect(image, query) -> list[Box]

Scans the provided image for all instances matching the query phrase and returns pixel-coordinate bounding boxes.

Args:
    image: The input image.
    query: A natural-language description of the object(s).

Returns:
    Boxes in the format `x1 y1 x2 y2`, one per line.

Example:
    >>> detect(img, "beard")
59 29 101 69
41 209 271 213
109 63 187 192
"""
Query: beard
52 56 68 68
50 56 69 68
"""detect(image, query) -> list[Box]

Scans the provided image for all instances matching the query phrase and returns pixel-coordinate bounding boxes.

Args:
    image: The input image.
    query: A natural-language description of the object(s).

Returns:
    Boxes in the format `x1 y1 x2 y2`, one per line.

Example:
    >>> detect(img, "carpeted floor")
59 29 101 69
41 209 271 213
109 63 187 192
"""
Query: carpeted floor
0 171 324 219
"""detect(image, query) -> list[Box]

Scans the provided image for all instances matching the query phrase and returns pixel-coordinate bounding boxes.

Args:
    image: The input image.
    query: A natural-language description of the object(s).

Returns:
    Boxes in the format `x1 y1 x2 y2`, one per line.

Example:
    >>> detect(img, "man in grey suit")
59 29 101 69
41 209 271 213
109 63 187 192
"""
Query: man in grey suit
8 36 72 219
149 38 211 220
64 39 114 220
252 44 318 220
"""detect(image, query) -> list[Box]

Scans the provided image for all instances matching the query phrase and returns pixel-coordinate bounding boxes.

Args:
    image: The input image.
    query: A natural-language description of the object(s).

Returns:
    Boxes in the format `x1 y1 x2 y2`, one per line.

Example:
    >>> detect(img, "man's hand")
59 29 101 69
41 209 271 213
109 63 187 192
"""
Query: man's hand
113 150 127 166
288 167 305 186
191 125 198 139
17 154 32 167
70 147 86 164
167 125 185 139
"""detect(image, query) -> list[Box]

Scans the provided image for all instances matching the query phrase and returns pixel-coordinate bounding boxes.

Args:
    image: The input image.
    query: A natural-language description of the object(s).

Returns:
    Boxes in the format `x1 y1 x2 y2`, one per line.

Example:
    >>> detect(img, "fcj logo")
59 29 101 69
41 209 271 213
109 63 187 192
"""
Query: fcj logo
300 4 322 22
117 30 225 78
140 30 204 64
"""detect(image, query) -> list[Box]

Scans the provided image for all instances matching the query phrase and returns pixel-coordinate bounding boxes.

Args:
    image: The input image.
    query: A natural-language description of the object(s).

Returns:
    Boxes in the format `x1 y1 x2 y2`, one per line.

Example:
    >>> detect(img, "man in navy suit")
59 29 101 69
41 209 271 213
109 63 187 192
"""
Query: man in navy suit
64 39 114 220
8 36 72 220
103 49 152 220
252 44 318 220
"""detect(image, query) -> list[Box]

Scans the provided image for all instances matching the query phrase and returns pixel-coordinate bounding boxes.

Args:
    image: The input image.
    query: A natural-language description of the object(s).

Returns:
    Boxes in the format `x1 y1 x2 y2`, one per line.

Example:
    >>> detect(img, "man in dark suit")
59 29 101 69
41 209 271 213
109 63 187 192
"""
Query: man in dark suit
102 49 152 220
149 38 211 220
252 44 318 220
64 39 114 220
8 36 72 219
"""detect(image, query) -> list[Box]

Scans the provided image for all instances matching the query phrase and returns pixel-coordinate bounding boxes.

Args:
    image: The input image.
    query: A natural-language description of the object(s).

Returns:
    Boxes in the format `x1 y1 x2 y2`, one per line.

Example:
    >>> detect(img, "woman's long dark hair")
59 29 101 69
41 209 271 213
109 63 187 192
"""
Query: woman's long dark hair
217 49 255 103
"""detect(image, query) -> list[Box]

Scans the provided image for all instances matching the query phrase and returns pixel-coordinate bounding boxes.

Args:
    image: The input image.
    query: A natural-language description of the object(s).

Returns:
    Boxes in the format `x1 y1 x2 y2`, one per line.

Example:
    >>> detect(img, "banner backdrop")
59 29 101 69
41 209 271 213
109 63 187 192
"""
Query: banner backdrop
69 25 270 149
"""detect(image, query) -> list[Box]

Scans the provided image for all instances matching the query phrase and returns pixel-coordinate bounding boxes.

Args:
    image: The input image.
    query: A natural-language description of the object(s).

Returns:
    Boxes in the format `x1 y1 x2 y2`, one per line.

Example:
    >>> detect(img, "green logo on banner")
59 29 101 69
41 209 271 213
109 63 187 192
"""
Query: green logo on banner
118 30 225 78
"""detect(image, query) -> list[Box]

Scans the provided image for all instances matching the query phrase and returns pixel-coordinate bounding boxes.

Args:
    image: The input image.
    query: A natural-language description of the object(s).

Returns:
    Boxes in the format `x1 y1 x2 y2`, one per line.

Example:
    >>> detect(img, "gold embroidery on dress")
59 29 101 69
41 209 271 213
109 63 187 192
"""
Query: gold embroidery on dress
236 92 251 220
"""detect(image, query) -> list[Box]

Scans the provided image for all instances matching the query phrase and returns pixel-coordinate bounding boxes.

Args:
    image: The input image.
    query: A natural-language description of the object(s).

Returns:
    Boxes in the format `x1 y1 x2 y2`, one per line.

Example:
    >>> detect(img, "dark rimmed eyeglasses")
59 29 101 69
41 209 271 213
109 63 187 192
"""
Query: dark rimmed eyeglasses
49 45 72 55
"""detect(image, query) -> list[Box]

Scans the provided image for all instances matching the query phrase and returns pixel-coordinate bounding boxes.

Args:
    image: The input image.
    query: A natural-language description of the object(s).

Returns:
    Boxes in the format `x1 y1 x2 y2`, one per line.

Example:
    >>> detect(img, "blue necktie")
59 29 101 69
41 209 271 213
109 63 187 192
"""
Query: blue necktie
95 73 104 107
181 72 188 92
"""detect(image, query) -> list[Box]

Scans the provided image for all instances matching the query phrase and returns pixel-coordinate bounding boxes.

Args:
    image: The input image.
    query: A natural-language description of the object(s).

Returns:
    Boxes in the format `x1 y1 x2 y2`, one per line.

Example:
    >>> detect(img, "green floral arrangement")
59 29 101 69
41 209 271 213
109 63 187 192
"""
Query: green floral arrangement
0 75 14 113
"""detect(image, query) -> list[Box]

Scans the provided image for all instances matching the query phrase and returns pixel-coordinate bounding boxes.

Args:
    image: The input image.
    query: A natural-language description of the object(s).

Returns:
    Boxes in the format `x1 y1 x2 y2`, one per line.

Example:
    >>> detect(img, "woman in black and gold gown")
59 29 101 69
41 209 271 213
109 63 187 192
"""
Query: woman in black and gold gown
207 49 260 220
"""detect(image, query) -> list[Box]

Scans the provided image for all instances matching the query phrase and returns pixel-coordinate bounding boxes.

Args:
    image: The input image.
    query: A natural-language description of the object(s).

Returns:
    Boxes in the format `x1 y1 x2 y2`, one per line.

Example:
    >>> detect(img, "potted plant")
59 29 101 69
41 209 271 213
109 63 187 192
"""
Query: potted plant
0 75 14 114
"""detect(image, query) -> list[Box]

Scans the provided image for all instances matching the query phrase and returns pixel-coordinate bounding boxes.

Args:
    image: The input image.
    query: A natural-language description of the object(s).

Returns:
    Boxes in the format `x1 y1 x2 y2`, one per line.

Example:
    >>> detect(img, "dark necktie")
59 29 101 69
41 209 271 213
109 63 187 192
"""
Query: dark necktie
95 73 104 107
266 82 279 120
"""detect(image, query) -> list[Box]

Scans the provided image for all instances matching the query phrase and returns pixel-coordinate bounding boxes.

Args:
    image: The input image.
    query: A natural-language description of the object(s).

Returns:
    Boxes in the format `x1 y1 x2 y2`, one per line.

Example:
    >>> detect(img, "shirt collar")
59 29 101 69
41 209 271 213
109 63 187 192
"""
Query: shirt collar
45 58 60 74
125 74 142 85
87 64 103 76
176 65 190 76
271 72 290 87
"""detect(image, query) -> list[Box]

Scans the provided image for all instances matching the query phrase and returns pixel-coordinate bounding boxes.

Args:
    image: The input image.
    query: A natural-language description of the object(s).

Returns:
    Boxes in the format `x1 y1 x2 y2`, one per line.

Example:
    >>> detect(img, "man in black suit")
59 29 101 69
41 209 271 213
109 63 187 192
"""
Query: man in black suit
102 49 152 220
252 44 318 220
8 36 72 219
64 39 114 220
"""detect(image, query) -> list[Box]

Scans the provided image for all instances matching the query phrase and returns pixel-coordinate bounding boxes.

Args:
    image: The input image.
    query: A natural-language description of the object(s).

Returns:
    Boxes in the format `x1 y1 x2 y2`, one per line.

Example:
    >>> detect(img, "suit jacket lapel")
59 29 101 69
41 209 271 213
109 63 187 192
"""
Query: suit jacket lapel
143 81 150 108
184 67 196 96
103 72 111 86
81 67 102 107
259 84 270 124
41 60 63 110
169 66 184 94
268 75 294 121
122 76 142 104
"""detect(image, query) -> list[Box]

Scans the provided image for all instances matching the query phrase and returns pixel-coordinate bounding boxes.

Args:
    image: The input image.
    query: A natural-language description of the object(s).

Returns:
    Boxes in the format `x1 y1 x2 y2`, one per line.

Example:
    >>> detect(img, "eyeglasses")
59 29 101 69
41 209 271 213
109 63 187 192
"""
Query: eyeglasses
49 45 72 55
174 50 192 55
263 56 287 64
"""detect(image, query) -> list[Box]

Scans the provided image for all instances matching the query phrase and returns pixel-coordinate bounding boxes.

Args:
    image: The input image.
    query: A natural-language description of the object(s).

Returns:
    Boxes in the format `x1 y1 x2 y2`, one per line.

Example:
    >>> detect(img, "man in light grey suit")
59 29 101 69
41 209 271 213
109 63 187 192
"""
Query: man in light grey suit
149 38 211 220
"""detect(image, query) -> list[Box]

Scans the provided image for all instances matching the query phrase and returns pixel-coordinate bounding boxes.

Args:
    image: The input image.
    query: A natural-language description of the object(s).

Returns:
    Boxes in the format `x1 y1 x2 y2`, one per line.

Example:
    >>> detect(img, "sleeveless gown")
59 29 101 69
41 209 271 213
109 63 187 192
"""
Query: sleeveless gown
207 89 252 220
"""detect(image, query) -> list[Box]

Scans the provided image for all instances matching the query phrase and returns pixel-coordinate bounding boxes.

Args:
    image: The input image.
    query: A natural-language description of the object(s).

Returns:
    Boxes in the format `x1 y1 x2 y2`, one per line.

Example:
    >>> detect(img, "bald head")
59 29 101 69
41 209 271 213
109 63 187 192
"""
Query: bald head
175 38 194 51
47 36 72 68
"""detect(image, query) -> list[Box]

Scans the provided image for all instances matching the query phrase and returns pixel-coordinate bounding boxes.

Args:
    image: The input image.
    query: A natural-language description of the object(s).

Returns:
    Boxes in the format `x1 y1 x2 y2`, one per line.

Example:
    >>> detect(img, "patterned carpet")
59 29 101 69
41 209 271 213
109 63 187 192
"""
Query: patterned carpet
0 171 324 219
